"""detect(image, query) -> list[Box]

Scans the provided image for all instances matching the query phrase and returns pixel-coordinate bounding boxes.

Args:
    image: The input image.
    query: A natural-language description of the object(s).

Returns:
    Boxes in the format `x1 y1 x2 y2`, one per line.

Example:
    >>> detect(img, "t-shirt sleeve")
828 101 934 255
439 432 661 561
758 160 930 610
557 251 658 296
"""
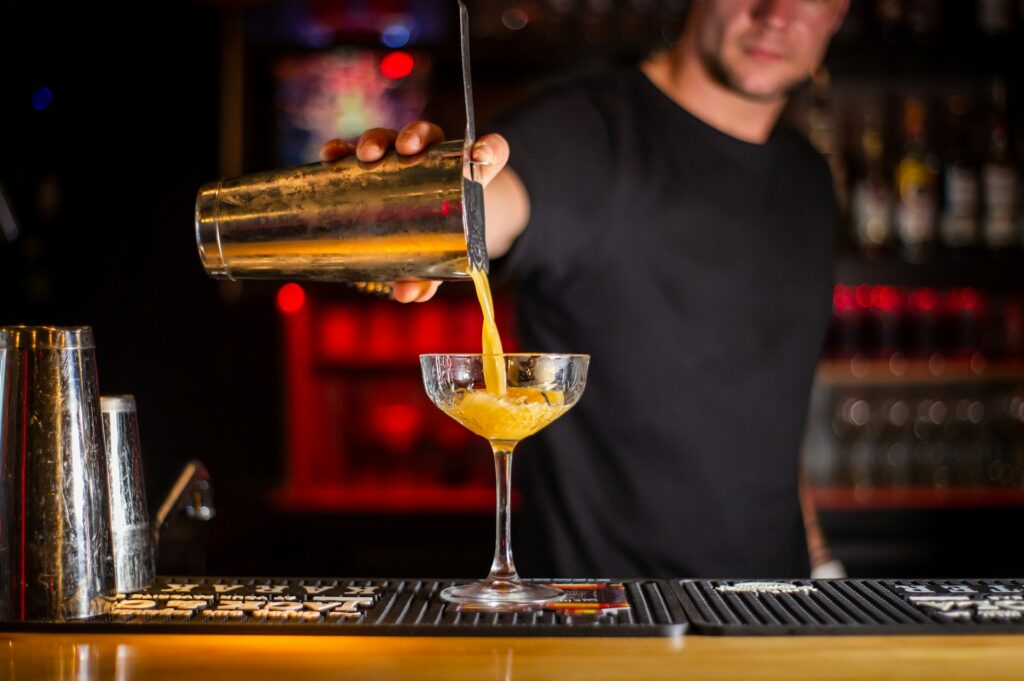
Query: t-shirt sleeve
485 85 613 284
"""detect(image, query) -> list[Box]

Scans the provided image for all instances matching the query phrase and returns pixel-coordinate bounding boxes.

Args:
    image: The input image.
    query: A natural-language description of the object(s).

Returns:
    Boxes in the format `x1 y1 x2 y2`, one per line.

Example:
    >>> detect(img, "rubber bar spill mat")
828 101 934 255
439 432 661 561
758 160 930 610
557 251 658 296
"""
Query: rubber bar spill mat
1 576 686 637
673 579 1024 635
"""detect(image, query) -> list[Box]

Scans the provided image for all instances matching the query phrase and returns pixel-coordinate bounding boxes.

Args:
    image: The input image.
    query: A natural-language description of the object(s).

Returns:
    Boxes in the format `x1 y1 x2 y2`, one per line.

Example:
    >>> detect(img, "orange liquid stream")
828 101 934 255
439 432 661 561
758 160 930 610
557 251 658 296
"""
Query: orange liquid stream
447 266 566 444
468 266 506 395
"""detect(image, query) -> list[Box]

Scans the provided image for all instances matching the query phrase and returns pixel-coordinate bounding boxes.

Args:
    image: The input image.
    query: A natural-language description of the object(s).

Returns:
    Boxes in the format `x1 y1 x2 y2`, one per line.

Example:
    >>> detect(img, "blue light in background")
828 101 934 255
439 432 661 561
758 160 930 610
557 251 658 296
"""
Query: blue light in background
32 87 53 111
381 23 411 48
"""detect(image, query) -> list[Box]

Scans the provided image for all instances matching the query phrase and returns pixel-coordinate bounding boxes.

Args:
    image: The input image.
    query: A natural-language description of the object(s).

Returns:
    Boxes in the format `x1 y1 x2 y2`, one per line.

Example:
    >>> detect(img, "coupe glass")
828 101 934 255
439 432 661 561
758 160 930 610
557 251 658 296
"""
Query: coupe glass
420 353 589 608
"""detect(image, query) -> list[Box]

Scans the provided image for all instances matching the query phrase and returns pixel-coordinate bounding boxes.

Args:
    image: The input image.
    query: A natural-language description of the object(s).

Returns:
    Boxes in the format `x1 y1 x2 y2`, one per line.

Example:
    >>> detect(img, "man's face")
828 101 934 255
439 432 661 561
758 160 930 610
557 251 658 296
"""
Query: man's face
692 0 849 102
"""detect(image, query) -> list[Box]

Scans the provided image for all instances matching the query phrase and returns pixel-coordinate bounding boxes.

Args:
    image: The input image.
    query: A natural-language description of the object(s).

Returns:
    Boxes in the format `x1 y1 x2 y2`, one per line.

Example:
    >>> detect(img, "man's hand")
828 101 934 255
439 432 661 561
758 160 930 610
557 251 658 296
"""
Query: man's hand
320 121 510 303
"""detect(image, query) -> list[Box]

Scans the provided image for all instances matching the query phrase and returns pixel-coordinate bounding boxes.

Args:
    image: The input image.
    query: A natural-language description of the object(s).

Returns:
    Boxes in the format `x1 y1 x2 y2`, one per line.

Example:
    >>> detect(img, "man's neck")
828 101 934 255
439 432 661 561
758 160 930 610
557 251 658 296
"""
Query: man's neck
640 43 785 145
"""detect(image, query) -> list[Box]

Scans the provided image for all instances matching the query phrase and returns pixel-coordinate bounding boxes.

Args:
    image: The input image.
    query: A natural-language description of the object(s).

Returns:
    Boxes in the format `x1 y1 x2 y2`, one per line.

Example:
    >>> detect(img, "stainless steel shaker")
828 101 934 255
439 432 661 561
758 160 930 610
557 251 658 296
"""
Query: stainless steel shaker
101 395 215 594
194 1 487 284
0 325 114 621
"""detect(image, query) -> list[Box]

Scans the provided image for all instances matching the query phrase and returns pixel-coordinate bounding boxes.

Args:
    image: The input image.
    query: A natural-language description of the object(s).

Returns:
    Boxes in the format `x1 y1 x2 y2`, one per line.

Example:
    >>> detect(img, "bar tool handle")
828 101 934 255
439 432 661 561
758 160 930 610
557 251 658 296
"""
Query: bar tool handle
152 459 215 544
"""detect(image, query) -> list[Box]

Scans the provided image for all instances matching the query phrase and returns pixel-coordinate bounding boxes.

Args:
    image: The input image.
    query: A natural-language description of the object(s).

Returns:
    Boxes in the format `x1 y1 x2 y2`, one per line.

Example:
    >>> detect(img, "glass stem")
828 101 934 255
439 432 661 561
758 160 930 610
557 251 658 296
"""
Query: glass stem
487 442 519 583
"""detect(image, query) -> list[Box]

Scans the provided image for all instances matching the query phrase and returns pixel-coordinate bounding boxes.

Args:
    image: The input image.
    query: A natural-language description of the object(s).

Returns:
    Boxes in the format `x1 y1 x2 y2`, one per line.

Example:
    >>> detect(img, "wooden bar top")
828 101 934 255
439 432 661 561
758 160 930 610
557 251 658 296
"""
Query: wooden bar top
4 632 1024 680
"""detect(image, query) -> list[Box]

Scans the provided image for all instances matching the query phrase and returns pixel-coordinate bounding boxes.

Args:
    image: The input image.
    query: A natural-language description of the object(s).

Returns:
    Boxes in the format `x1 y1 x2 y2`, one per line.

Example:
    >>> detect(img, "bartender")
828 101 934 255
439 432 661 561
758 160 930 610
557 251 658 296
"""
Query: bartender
322 0 849 579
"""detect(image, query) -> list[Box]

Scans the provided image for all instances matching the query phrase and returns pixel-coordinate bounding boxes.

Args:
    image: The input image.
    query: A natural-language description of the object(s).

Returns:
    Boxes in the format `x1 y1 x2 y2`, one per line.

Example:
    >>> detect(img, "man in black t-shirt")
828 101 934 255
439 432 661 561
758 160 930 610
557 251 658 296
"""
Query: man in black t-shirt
323 0 850 578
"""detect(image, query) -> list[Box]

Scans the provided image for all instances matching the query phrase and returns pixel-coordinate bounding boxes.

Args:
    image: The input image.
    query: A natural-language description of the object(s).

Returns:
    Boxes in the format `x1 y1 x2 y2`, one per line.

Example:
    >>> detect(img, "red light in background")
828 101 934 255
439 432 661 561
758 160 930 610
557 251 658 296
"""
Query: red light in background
908 288 939 313
833 285 855 312
277 283 305 314
496 300 520 351
366 305 403 362
873 285 903 313
410 302 447 355
380 51 414 79
371 401 425 453
854 285 872 309
457 301 482 352
319 307 360 360
961 287 982 312
434 411 472 450
946 288 963 312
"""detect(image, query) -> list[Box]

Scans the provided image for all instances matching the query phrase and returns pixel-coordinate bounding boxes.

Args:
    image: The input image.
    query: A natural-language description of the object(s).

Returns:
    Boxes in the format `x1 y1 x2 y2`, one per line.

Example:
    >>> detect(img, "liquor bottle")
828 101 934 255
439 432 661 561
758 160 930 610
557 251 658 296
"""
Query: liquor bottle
905 0 941 41
846 396 880 490
853 112 894 255
876 0 905 42
896 98 938 262
982 80 1019 252
978 0 1014 34
911 398 947 488
806 68 848 214
876 397 912 488
939 96 979 252
949 399 988 487
832 395 872 487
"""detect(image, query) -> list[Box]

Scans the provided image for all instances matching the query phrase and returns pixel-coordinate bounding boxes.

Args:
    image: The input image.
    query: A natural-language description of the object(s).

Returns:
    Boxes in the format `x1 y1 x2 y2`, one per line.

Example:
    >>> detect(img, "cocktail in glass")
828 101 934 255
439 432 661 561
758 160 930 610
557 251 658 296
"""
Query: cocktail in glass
419 353 589 608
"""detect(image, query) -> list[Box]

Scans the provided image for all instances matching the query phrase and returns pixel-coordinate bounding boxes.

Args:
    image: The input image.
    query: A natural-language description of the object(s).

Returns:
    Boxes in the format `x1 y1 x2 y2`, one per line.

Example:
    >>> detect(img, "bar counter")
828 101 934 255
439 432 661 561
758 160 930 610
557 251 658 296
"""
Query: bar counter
4 632 1024 680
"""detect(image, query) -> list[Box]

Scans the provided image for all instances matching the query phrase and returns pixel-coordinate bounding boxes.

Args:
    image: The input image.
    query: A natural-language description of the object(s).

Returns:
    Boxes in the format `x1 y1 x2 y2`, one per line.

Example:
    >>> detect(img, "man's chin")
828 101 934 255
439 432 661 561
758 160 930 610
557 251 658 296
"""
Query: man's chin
727 72 811 103
703 52 809 104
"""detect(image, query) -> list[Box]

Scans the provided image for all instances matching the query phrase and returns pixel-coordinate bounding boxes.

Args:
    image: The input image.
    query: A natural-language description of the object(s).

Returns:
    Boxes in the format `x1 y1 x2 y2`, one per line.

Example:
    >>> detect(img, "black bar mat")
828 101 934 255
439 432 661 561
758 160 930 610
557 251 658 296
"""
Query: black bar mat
673 579 1024 635
0 576 686 637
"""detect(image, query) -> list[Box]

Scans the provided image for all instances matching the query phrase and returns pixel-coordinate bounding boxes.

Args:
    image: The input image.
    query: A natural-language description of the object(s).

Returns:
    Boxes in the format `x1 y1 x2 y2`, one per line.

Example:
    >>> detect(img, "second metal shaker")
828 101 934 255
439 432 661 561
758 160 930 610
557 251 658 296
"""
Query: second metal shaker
101 395 215 594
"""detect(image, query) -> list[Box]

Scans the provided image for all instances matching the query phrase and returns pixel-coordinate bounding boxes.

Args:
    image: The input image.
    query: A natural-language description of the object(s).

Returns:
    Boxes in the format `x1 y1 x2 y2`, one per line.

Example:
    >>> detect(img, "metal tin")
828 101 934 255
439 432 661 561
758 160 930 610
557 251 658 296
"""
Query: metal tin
101 395 155 595
195 140 488 283
101 393 215 595
0 325 114 621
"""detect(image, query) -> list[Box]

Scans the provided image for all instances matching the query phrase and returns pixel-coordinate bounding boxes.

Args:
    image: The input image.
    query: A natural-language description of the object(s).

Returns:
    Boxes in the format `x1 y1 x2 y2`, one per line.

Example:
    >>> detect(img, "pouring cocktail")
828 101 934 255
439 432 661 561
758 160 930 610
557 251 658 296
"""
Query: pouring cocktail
420 353 589 608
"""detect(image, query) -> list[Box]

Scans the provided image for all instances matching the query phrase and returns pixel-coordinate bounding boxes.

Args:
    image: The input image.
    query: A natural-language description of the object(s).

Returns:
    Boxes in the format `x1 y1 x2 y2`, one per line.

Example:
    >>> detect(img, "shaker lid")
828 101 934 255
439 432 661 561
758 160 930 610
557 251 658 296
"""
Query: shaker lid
0 325 95 350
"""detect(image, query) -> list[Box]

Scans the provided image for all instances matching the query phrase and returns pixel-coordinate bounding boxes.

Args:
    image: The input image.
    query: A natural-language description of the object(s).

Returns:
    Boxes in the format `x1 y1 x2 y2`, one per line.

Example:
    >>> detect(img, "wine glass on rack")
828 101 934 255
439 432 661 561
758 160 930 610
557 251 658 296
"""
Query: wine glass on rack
419 353 589 608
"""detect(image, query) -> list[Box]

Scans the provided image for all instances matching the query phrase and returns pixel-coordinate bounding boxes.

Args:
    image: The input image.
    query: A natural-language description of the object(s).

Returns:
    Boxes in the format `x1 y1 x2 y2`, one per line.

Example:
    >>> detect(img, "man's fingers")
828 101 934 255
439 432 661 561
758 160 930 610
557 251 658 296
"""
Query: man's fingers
391 281 421 303
356 128 399 162
319 138 355 161
391 280 441 303
396 121 445 156
411 281 442 302
470 133 510 187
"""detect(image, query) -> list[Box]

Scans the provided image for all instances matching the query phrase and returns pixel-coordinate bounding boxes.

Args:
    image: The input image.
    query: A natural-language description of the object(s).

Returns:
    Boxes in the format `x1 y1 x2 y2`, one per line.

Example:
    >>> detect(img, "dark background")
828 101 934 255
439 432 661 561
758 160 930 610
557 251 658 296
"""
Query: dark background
0 1 289 572
2 0 1023 579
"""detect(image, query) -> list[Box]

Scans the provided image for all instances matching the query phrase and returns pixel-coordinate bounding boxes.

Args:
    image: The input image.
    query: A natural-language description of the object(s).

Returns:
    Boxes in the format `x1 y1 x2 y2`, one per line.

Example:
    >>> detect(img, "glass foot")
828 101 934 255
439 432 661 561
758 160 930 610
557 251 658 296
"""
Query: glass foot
441 579 565 610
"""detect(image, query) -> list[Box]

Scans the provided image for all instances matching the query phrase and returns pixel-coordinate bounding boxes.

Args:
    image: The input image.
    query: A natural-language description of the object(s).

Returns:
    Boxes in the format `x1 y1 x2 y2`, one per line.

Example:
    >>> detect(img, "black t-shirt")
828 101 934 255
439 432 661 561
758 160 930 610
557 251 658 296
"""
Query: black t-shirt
489 64 838 579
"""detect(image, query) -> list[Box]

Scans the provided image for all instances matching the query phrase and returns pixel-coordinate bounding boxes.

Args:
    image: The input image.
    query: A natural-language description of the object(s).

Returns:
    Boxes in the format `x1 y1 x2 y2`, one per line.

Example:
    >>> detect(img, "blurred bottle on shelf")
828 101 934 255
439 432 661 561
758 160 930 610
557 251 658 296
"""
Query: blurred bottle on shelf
948 398 989 487
807 68 849 214
831 285 866 358
982 80 1019 253
906 287 940 357
944 287 984 358
912 397 948 487
940 95 980 253
876 0 905 42
832 395 872 487
818 387 1024 493
853 110 895 256
876 397 913 487
896 97 938 262
905 0 942 42
826 285 1024 361
581 0 614 45
873 285 905 357
978 0 1015 34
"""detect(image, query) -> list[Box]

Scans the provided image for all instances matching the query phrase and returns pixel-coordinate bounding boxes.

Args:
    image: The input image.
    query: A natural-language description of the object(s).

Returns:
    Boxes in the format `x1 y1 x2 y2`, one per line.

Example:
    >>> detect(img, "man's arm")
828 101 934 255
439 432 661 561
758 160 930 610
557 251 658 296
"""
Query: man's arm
482 165 529 259
320 121 530 300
